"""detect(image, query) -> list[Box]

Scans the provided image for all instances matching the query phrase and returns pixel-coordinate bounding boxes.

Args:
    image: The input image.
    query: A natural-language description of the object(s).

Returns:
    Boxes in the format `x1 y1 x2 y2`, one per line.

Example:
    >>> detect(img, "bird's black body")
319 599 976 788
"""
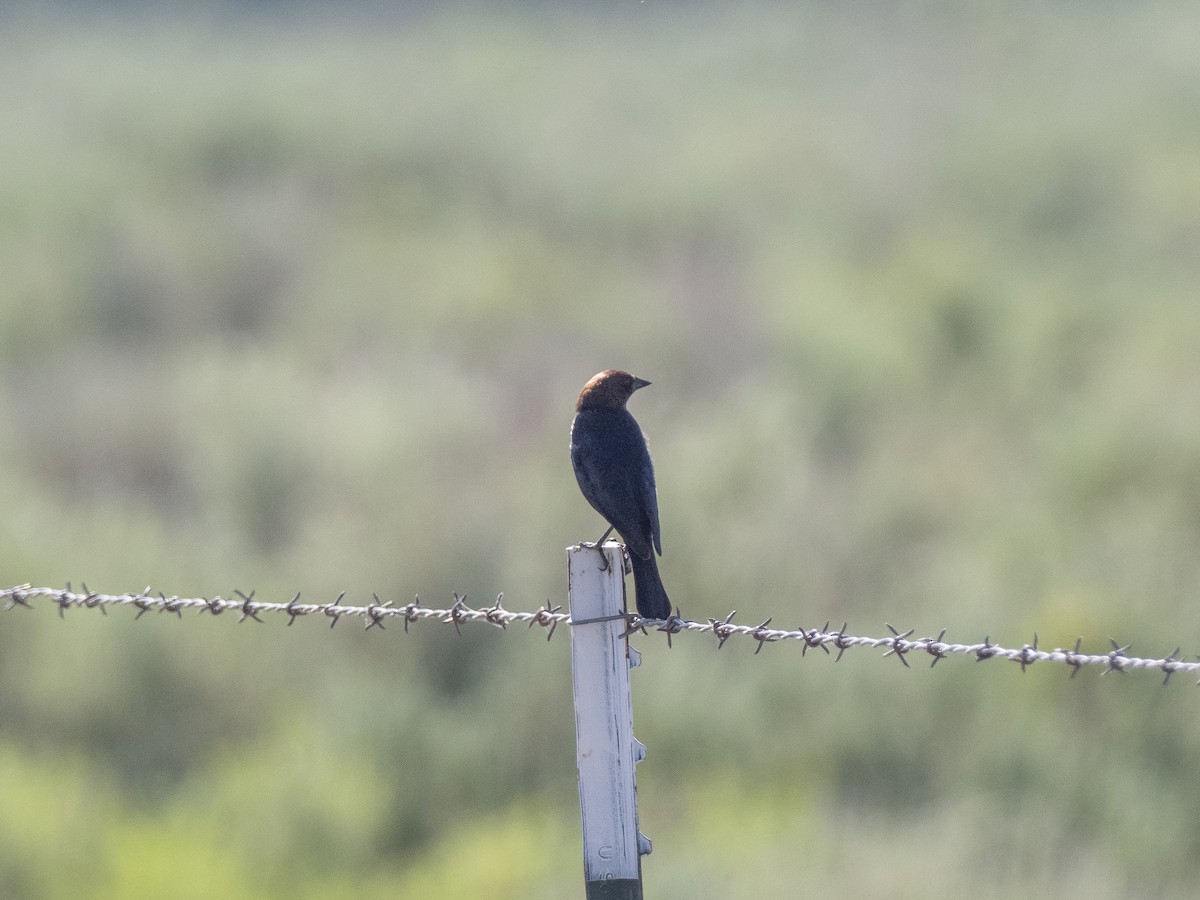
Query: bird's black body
570 370 671 619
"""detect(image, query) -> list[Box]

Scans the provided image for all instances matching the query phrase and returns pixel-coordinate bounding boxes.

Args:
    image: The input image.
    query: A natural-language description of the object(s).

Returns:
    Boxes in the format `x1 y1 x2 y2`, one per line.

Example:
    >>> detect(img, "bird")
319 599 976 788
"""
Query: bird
570 369 671 620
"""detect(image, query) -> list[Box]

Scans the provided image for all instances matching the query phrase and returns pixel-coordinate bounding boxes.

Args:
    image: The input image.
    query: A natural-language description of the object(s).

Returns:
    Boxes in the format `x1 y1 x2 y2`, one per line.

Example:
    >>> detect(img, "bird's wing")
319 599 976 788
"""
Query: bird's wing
640 443 662 557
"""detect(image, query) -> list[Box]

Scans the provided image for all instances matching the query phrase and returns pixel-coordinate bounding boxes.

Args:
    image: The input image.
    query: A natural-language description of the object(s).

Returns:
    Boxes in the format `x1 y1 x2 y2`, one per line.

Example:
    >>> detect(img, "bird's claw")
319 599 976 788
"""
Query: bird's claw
578 540 610 571
586 525 616 570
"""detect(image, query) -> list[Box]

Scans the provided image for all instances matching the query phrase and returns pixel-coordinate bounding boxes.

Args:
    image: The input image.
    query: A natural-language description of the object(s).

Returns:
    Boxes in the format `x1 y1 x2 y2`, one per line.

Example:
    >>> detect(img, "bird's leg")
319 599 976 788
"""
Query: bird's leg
592 525 614 570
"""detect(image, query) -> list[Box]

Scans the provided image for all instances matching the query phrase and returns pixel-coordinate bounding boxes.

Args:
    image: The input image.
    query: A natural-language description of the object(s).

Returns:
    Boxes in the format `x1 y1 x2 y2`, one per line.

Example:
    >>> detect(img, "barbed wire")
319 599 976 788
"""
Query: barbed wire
0 583 571 638
3 583 1197 684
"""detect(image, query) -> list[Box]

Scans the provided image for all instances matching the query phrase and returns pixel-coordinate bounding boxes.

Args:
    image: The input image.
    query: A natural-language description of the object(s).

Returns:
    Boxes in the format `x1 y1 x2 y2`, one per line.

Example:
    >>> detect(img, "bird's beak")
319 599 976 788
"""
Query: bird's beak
632 377 651 392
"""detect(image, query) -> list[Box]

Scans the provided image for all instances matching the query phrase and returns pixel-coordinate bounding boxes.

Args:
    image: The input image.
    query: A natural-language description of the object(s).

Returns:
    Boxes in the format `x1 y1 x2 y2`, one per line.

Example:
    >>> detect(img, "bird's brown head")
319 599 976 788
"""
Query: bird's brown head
576 369 652 411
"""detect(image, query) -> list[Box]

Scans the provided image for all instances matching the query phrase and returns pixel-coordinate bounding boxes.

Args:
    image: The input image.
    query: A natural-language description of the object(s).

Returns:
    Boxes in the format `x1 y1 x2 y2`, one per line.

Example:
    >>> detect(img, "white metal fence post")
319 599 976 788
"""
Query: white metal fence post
568 542 650 900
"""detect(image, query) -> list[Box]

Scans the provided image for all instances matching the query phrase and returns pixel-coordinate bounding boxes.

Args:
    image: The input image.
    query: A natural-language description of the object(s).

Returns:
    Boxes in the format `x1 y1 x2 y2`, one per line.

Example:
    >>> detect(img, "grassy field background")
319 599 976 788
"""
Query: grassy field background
2 2 1200 897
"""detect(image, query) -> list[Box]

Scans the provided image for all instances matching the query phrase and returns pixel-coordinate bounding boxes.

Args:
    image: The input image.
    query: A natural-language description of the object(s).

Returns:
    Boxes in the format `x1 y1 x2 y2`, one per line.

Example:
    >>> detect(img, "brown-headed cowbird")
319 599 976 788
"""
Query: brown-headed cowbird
570 369 671 619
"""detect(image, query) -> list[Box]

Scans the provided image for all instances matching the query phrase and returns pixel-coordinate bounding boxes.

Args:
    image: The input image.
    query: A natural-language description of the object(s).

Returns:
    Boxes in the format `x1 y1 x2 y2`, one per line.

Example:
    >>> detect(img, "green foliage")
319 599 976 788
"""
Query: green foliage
3 1 1200 896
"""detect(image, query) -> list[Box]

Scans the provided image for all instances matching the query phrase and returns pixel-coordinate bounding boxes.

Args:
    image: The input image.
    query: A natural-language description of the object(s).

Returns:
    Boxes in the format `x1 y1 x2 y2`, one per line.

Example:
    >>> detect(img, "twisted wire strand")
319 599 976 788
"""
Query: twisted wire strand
3 584 1196 682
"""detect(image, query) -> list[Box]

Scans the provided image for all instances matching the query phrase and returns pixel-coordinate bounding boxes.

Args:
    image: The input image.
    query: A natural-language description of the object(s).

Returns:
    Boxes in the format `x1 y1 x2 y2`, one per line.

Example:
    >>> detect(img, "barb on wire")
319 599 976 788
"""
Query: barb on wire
4 584 1198 684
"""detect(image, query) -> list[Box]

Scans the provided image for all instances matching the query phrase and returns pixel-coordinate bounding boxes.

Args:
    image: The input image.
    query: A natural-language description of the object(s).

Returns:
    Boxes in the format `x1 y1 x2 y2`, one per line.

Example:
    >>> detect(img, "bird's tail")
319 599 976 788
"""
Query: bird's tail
629 550 671 620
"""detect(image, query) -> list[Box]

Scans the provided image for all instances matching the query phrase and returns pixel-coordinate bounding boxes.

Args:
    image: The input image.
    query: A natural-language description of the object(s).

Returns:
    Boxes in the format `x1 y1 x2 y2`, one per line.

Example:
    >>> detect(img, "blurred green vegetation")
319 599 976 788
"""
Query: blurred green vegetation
2 1 1200 897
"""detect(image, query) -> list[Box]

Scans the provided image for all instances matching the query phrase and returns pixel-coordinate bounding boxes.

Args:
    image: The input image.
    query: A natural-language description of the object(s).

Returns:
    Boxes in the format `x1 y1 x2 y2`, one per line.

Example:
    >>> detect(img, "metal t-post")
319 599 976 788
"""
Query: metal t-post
567 542 651 900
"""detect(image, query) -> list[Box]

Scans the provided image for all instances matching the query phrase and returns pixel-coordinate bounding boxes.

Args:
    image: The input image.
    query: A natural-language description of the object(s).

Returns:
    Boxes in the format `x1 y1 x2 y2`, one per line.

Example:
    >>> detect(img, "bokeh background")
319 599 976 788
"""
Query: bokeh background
3 1 1200 897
